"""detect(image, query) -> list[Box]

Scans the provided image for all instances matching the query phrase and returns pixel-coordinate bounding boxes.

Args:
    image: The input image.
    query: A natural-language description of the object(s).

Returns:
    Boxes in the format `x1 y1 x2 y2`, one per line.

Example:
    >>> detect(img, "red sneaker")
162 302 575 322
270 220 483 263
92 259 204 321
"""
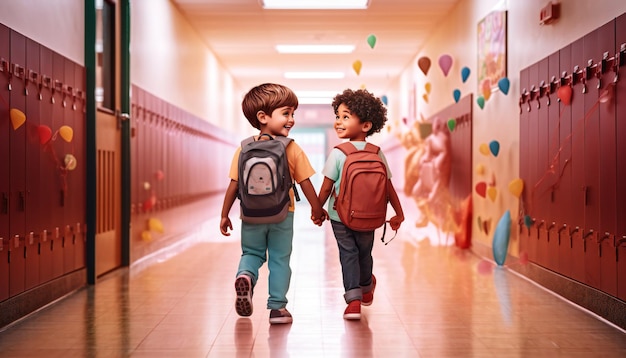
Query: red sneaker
343 300 361 320
362 275 376 306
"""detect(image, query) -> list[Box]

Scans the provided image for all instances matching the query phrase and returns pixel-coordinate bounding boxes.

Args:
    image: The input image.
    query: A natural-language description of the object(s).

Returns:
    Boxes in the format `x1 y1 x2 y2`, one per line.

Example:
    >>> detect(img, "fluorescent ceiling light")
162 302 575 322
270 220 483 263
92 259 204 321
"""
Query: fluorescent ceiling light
276 45 355 54
295 91 337 105
262 0 369 10
284 72 345 79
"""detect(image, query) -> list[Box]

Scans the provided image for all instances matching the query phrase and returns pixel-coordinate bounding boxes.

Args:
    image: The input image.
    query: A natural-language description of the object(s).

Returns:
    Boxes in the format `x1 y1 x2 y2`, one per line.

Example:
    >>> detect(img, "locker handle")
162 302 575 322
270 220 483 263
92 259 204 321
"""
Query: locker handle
557 224 567 245
616 236 626 262
569 226 580 248
582 230 594 252
597 232 611 258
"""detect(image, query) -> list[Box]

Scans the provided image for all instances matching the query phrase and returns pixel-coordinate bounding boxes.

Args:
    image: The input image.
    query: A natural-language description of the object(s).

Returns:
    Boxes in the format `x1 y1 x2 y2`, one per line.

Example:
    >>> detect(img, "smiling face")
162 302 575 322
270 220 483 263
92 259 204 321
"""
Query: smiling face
259 105 295 137
334 103 370 141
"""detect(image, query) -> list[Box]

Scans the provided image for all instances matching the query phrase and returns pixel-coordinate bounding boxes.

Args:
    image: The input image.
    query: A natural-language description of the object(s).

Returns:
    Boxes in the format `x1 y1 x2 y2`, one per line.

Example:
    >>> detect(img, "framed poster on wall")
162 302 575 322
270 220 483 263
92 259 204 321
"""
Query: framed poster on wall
477 10 507 92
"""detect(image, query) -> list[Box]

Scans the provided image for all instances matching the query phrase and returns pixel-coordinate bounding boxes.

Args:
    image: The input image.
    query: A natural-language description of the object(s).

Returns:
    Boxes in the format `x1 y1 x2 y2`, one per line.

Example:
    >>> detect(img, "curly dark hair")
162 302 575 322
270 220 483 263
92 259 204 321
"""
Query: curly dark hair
331 89 387 137
242 83 299 129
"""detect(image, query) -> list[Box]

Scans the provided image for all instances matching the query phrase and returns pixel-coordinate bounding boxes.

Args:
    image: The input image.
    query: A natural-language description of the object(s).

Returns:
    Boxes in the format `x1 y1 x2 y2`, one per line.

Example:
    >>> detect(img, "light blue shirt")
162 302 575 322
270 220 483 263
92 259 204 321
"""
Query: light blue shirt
321 141 391 222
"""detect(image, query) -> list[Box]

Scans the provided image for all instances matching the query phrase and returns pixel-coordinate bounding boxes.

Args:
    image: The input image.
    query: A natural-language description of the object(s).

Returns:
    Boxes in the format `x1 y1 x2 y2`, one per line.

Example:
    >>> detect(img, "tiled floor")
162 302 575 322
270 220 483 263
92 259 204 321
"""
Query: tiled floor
0 202 625 357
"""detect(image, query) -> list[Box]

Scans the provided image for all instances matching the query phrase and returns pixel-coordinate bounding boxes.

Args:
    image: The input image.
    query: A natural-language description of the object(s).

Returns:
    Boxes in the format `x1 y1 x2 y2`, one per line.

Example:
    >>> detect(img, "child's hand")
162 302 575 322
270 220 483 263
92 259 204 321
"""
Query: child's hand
310 208 328 226
388 215 404 231
220 217 233 236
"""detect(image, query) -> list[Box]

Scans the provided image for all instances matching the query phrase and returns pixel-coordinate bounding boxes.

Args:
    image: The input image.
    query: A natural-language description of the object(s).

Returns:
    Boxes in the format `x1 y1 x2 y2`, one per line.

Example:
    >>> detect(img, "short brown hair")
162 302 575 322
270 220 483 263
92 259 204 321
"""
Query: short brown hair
242 83 299 129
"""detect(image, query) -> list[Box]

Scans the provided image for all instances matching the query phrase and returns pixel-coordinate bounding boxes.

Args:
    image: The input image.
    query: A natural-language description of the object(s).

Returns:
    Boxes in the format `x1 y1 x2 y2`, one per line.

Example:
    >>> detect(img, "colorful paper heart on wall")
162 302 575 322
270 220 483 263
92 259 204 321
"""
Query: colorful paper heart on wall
487 186 497 202
557 85 572 105
477 96 485 109
418 56 431 76
141 230 152 242
148 218 164 233
59 125 73 142
498 77 510 95
381 95 388 106
523 215 534 229
367 34 376 49
489 140 500 157
352 60 362 75
438 54 453 77
447 118 456 132
475 163 486 175
10 108 26 130
422 94 429 103
461 66 470 83
492 210 511 266
508 178 524 197
64 154 77 170
482 80 492 101
483 218 492 235
479 143 490 156
475 182 487 198
38 125 52 144
453 89 461 103
425 82 432 94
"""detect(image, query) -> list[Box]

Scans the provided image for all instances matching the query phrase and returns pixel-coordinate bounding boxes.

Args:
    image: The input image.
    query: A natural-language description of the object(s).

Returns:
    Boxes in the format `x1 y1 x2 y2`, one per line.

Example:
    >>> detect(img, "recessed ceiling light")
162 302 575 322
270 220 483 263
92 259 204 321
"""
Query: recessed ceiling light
262 0 369 10
276 45 355 54
284 72 345 79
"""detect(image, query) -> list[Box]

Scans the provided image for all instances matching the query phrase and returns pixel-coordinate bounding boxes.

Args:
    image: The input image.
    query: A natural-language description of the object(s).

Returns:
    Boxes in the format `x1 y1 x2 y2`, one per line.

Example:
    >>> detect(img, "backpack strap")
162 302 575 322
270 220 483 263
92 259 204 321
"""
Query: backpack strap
335 141 380 156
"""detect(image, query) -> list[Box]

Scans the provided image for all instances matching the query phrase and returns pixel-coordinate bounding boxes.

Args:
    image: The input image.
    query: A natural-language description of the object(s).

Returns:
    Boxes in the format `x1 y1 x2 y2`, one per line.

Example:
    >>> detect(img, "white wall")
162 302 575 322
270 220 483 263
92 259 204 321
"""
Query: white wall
394 0 626 250
0 0 84 64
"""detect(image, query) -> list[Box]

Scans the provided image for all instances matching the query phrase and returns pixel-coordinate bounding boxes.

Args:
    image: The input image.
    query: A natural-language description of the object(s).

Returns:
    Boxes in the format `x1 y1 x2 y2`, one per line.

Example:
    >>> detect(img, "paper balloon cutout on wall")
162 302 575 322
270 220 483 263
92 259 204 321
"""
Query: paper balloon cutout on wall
438 54 453 77
508 178 524 197
59 125 74 142
10 108 26 130
453 89 461 103
64 154 77 171
381 95 388 106
482 81 492 101
477 96 485 109
523 215 534 229
479 143 490 156
492 210 511 266
475 182 487 198
425 82 431 94
489 140 500 157
557 85 572 105
148 218 164 233
461 66 471 83
487 186 497 202
367 34 376 49
447 118 456 132
38 125 52 145
498 77 510 95
352 60 362 75
475 163 486 175
417 56 431 75
141 230 152 242
422 94 429 103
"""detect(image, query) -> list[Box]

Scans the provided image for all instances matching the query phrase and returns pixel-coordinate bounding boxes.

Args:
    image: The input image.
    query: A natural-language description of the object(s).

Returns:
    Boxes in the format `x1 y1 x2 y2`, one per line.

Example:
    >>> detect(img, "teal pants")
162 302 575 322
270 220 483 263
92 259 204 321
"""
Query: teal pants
238 212 294 310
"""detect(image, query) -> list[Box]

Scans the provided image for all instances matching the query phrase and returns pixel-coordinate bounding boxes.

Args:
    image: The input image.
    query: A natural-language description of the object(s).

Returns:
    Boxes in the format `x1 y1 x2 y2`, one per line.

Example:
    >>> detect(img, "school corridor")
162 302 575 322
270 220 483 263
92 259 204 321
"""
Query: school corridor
0 197 624 357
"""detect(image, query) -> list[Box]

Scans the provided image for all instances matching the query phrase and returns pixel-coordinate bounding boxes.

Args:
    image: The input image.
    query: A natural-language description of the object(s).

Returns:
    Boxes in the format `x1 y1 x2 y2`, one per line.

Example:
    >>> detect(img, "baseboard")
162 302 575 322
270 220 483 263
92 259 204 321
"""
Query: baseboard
0 269 86 330
471 242 626 331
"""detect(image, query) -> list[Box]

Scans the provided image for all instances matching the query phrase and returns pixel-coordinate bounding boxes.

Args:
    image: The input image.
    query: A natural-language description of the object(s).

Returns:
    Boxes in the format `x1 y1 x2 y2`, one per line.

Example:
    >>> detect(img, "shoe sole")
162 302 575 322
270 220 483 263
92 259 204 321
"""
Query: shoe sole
343 313 361 320
361 275 376 306
269 317 293 324
235 276 253 317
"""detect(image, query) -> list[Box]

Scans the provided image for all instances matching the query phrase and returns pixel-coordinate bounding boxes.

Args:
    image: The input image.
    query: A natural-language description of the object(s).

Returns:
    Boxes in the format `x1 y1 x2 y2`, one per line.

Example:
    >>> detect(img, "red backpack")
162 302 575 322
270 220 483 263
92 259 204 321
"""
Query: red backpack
333 142 389 231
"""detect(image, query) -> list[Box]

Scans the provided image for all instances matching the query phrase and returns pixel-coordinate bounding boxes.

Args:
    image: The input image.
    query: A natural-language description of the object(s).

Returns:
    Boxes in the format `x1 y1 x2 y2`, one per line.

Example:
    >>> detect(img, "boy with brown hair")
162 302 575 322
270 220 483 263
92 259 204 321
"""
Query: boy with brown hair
220 83 326 324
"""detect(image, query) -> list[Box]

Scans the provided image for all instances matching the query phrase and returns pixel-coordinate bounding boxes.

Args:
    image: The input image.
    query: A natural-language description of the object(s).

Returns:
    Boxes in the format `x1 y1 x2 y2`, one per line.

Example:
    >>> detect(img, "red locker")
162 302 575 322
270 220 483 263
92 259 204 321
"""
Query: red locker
0 23 10 301
9 30 27 297
557 44 574 278
545 51 561 272
528 63 540 264
72 62 86 271
615 13 626 301
24 38 41 290
536 58 550 269
61 57 76 274
518 68 530 259
38 46 55 284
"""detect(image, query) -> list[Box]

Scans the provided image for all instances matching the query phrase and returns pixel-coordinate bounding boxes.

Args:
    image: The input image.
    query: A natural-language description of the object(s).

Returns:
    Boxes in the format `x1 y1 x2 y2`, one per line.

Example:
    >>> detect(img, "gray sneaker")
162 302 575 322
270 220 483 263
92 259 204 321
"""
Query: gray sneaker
235 275 253 317
269 308 293 324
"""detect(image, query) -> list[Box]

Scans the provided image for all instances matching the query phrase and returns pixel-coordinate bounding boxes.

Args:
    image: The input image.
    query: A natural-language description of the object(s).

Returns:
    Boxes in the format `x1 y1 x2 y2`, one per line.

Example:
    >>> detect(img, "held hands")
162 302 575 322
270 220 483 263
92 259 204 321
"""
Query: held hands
310 208 329 226
388 215 405 231
220 217 233 236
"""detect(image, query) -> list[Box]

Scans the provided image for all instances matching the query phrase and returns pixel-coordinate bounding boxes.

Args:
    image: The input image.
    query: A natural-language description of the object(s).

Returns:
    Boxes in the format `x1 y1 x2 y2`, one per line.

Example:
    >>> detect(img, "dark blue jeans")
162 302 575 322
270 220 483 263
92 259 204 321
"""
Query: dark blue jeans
330 220 375 303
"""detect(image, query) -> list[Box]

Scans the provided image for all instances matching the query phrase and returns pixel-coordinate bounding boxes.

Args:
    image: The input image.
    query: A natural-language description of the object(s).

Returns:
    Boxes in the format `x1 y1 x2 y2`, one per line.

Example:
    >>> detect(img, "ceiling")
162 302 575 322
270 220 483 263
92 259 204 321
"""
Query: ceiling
170 0 462 101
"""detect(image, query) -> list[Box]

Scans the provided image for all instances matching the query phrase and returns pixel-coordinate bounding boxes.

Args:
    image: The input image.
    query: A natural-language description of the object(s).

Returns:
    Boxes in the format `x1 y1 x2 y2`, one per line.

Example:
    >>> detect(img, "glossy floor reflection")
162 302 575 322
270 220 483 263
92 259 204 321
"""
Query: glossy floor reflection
0 203 625 357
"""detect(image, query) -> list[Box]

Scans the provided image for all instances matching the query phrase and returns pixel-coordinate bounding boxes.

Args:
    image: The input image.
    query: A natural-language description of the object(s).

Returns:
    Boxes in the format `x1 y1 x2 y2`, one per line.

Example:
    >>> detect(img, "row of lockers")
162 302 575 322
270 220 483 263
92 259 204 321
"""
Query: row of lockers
518 15 626 300
129 85 236 215
0 25 87 301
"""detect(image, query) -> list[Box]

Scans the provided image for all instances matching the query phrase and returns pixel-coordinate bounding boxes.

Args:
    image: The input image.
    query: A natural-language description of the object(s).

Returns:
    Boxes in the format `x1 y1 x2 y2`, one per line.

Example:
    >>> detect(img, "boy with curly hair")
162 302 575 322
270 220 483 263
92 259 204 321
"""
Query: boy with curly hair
318 89 404 320
220 83 326 324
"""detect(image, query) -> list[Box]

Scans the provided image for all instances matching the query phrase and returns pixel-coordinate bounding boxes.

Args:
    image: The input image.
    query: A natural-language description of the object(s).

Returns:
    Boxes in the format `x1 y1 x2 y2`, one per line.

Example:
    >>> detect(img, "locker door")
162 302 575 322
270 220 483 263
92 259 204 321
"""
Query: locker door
528 63 540 264
9 30 27 297
50 51 66 279
546 51 561 273
0 23 10 301
24 38 41 290
569 37 586 284
557 44 573 278
615 13 626 301
518 68 530 259
38 46 54 284
73 63 86 271
62 57 75 274
536 58 550 269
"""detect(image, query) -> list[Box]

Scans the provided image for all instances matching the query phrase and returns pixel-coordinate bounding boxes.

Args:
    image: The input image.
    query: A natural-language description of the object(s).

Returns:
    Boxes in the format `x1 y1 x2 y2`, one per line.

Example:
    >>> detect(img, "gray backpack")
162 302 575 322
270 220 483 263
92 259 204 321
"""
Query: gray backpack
237 134 295 224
